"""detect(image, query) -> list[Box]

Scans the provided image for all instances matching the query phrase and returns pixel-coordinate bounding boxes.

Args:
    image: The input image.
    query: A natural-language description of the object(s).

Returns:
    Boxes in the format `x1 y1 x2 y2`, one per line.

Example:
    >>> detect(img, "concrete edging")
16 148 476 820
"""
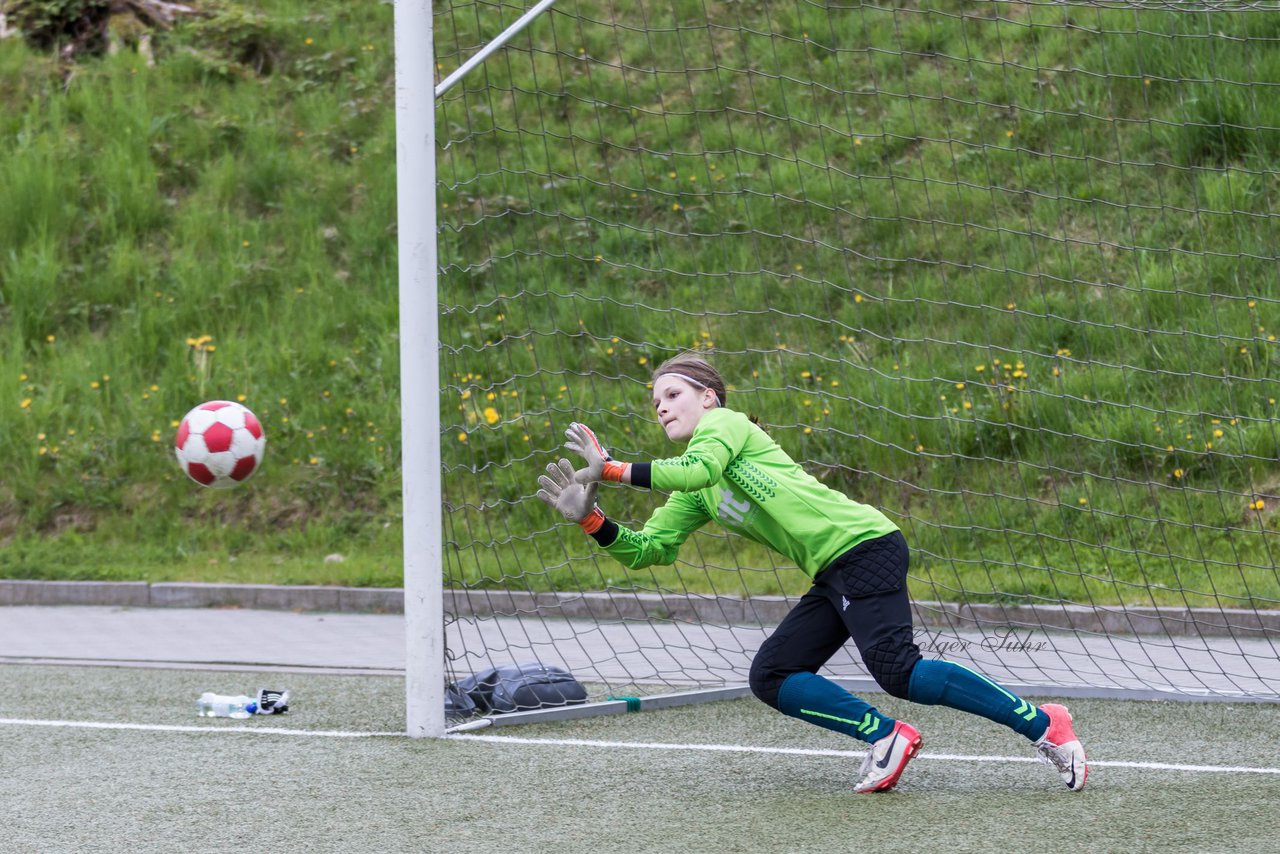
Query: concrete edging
0 580 1276 637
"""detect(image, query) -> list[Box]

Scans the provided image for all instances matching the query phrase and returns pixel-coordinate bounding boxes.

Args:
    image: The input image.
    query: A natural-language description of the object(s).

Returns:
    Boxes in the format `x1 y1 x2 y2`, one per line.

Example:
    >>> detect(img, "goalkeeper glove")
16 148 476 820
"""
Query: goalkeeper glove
564 422 627 484
536 458 600 524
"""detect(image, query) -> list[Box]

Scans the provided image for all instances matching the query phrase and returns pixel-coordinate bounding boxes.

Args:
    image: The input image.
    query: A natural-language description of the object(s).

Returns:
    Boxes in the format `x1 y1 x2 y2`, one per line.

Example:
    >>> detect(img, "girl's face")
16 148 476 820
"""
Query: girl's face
652 374 718 442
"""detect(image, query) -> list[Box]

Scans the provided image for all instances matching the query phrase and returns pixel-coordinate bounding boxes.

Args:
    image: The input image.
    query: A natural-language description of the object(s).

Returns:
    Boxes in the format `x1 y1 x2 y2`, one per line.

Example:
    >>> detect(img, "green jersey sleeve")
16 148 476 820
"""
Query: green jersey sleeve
648 408 751 492
600 490 711 569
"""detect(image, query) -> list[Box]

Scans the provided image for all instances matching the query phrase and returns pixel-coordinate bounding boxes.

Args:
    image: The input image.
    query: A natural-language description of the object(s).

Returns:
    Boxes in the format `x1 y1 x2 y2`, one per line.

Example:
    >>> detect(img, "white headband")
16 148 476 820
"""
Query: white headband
658 372 724 406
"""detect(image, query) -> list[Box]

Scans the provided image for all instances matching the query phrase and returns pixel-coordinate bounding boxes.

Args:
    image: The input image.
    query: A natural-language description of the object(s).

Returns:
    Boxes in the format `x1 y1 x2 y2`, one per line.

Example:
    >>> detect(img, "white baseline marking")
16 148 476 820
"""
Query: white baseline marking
451 733 1280 776
0 717 404 738
3 719 1276 776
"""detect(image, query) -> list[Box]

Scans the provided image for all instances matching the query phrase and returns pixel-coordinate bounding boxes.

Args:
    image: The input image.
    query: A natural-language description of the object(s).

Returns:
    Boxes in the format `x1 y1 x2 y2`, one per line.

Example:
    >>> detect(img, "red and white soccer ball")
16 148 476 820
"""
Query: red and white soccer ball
174 400 266 489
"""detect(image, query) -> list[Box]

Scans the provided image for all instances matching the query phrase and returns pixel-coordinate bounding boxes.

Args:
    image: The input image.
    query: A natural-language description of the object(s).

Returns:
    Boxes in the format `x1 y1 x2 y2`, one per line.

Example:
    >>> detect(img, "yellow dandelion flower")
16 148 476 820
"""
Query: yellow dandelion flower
1254 499 1266 510
19 398 31 409
975 365 985 372
1213 429 1224 438
483 407 500 425
1173 468 1184 478
955 383 965 390
458 433 468 442
854 294 864 303
1078 497 1088 505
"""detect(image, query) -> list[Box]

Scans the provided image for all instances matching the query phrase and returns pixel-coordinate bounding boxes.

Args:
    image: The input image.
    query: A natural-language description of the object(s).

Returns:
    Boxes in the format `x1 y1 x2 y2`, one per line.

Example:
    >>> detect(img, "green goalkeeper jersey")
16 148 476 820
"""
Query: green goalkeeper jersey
600 408 898 578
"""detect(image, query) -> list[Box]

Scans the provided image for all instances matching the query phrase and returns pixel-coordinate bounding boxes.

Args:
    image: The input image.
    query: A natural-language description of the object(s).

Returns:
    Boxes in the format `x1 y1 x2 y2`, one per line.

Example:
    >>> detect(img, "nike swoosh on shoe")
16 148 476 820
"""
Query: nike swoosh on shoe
874 734 900 769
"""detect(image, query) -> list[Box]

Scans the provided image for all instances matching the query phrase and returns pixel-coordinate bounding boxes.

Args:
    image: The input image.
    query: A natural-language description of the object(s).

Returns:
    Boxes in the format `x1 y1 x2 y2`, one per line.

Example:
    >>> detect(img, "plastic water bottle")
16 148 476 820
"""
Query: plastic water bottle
196 692 258 719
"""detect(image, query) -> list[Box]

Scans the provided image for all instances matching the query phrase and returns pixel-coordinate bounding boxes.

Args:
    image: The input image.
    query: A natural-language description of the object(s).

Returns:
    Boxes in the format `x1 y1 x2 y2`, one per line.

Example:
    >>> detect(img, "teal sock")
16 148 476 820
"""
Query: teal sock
908 659 1049 741
776 672 894 744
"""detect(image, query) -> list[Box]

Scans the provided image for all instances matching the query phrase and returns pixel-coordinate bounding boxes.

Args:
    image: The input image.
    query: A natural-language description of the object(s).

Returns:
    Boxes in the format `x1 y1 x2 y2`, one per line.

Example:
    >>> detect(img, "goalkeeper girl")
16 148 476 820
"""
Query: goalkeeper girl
537 353 1088 793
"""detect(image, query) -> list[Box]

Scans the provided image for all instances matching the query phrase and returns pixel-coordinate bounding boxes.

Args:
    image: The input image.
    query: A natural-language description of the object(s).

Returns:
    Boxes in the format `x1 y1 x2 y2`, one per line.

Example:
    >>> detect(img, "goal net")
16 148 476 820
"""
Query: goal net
431 0 1280 717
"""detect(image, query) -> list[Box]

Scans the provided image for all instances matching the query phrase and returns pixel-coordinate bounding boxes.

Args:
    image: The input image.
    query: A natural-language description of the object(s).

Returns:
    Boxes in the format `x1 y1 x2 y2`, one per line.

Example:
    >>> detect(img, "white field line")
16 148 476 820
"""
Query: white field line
0 717 403 738
3 718 1277 776
450 733 1280 776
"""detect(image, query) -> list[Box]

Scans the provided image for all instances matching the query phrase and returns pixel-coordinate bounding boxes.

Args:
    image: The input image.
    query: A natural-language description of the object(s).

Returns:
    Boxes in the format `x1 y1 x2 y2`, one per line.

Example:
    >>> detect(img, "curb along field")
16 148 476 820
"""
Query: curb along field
1 580 1278 638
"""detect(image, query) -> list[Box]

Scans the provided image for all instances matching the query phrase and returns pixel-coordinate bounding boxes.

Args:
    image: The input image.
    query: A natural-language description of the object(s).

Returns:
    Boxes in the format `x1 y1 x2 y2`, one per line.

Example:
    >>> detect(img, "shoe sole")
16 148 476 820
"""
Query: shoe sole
857 732 923 794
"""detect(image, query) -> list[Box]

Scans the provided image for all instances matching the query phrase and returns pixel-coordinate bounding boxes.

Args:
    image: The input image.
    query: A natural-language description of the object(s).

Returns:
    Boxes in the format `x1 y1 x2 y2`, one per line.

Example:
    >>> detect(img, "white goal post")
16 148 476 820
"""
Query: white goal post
395 0 445 739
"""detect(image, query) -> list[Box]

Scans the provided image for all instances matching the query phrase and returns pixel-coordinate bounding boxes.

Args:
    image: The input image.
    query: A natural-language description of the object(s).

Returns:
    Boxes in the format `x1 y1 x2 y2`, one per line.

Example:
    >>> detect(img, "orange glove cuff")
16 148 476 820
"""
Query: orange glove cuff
601 461 629 483
578 507 606 534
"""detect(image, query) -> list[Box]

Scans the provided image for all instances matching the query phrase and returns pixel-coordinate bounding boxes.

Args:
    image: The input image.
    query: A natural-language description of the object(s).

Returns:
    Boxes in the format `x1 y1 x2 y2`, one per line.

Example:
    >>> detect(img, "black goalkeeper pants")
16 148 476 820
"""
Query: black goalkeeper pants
749 530 922 704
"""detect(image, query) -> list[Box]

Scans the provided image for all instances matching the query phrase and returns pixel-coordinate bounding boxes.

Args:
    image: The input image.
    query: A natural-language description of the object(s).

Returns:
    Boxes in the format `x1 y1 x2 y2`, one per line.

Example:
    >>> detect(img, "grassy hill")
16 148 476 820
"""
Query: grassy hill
3 1 1280 607
0 0 404 584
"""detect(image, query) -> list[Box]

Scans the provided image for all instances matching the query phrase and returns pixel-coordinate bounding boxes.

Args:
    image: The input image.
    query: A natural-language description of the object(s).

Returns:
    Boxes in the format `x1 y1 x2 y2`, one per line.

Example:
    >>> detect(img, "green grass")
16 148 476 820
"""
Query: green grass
3 2 1280 607
3 664 1280 852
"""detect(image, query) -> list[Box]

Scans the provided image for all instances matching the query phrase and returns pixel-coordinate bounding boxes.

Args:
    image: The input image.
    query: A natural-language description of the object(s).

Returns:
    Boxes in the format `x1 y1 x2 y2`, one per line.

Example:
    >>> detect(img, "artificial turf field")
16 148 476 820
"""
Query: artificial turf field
2 664 1277 853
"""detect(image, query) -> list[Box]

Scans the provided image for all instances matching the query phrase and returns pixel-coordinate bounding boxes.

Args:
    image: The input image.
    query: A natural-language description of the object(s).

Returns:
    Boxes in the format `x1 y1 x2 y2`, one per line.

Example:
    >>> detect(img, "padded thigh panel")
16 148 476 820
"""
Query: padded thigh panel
822 531 908 598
